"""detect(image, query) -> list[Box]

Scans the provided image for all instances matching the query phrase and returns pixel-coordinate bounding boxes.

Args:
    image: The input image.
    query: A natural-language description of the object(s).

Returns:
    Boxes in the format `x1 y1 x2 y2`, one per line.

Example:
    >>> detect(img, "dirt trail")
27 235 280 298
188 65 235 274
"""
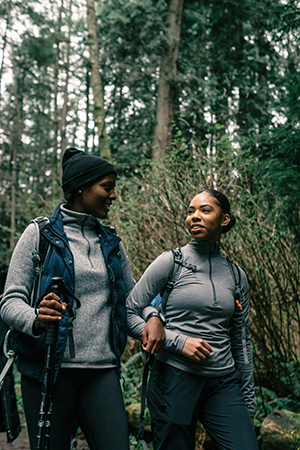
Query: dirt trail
0 428 89 450
0 428 29 450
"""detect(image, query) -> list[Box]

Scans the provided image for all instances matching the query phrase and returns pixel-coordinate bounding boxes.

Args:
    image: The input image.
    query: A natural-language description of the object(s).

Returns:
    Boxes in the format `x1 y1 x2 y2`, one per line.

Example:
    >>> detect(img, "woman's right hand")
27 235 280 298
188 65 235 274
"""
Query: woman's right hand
36 293 67 329
182 337 212 362
142 317 166 355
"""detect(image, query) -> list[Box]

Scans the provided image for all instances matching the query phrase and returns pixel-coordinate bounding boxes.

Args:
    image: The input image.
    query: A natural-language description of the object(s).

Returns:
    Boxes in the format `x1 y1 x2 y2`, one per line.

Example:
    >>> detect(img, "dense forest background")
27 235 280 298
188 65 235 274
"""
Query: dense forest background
1 0 300 445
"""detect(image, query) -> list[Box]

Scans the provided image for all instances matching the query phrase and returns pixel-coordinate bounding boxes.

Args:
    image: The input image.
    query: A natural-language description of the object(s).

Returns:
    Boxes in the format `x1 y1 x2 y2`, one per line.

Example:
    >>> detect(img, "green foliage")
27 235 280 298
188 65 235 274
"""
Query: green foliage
109 137 300 402
289 429 300 450
1 0 300 432
129 434 153 450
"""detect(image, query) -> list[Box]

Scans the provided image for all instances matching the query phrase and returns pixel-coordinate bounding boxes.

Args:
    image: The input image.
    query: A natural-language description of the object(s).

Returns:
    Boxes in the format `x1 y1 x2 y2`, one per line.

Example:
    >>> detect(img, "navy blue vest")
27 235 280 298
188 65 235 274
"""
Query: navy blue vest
11 205 127 382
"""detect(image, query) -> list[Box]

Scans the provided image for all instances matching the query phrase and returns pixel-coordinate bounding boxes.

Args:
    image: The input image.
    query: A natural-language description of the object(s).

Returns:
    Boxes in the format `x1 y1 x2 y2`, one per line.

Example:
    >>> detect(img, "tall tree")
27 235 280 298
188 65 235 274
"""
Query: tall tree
5 0 23 251
52 0 64 199
152 0 184 159
86 0 111 159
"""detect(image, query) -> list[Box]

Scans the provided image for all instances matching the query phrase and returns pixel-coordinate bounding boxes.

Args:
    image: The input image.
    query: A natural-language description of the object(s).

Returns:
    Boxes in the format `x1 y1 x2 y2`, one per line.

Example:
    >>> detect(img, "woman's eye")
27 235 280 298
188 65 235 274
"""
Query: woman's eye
103 185 114 191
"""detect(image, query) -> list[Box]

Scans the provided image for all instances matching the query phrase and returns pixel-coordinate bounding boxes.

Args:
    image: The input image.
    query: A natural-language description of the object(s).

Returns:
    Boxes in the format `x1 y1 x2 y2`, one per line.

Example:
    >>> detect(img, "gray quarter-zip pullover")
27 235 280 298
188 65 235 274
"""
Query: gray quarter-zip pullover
126 239 255 415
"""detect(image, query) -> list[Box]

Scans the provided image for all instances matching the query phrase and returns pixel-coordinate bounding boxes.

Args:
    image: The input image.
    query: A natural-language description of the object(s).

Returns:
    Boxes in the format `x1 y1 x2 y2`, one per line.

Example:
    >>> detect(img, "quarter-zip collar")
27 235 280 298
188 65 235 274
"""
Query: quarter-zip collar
60 204 98 231
190 239 221 257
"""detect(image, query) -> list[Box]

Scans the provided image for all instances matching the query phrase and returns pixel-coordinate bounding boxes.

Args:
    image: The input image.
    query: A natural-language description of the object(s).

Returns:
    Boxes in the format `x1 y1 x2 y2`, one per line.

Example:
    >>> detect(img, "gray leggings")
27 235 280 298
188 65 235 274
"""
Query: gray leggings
21 368 129 450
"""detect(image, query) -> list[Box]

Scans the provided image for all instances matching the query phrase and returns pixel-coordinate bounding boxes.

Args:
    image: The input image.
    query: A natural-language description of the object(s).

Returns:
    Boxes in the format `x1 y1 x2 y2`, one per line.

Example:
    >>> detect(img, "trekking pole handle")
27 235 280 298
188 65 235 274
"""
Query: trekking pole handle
46 277 62 345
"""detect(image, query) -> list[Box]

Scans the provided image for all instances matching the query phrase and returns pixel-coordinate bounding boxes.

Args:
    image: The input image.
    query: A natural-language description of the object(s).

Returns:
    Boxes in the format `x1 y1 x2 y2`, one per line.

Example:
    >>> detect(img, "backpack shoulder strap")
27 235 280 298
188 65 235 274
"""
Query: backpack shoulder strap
160 248 196 314
226 258 245 312
160 248 181 313
30 217 50 307
226 259 241 291
226 259 249 364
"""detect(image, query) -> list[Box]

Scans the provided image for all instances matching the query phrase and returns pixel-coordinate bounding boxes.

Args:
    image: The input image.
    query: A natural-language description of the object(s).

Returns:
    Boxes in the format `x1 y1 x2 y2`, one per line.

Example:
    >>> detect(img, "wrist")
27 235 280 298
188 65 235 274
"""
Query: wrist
146 311 166 326
32 316 45 336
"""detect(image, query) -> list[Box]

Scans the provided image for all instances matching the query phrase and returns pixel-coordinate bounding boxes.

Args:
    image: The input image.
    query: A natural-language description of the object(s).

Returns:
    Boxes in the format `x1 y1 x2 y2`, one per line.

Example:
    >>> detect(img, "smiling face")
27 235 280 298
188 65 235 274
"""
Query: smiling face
186 192 230 244
71 173 117 219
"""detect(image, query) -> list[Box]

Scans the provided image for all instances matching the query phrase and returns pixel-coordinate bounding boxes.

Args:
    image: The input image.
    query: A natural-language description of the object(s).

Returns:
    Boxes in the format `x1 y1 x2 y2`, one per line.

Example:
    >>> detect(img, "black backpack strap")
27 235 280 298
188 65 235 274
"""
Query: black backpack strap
30 217 50 307
160 248 196 314
227 259 249 364
226 259 242 300
136 355 152 450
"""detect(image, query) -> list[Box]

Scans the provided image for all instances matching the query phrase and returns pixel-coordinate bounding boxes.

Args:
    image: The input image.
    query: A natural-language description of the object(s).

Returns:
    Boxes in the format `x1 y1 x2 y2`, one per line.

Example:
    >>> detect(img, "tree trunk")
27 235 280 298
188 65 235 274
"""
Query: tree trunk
85 63 91 152
152 0 184 160
0 18 8 110
86 0 111 160
52 0 64 199
6 0 22 252
9 136 17 252
59 0 73 182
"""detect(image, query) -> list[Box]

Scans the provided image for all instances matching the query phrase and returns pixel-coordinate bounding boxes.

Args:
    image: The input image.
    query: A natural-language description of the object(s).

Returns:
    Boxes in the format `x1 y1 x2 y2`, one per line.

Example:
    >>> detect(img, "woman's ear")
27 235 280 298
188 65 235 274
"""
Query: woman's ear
221 213 231 229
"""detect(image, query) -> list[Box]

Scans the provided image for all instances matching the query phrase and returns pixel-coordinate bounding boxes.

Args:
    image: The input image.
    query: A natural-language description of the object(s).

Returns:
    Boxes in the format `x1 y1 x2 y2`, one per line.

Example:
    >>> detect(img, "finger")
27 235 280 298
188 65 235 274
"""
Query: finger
38 300 63 317
198 345 211 357
44 293 62 302
142 341 153 354
142 330 149 347
202 341 213 352
39 315 62 323
40 299 64 312
147 341 158 355
37 315 62 328
149 334 165 354
38 310 61 320
191 350 207 361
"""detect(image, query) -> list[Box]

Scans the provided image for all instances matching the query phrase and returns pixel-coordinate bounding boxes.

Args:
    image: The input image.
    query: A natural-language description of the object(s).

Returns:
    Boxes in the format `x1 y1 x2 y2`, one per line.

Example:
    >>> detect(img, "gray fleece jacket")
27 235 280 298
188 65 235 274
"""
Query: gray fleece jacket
1 205 135 368
126 239 255 415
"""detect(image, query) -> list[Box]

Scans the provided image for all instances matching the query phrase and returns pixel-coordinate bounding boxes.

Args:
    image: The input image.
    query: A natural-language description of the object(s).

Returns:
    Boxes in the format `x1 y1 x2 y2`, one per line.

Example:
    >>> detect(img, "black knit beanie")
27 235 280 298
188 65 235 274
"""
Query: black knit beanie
62 147 117 194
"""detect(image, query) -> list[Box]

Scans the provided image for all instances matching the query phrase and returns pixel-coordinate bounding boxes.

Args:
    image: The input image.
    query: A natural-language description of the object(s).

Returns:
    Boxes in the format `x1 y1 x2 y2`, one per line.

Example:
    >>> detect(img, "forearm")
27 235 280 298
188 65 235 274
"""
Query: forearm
0 224 37 336
126 252 173 338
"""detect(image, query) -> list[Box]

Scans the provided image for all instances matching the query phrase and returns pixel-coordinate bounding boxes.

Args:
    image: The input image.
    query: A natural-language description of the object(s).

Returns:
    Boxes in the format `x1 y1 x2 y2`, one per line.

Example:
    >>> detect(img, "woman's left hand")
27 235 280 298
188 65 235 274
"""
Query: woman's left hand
142 317 166 355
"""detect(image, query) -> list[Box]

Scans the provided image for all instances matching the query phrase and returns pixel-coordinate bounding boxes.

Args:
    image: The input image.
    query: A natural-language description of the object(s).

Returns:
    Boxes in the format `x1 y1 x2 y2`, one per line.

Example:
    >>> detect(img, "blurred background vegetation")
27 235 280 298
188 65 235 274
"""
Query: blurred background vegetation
1 0 300 447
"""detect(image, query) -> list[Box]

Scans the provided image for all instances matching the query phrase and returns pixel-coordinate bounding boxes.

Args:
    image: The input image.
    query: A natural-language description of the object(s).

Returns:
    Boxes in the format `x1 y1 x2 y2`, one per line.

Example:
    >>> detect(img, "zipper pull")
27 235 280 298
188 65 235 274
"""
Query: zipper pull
235 299 242 311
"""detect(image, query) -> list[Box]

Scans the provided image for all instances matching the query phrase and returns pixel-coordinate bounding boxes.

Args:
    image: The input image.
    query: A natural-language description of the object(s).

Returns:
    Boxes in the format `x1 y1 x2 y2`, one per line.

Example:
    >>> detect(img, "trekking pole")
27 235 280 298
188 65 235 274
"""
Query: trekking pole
36 277 63 450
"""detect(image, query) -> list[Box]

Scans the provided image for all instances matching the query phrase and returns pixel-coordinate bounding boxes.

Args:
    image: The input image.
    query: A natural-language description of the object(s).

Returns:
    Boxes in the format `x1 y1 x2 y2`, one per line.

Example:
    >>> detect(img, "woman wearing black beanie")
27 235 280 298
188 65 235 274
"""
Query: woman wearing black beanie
0 148 163 450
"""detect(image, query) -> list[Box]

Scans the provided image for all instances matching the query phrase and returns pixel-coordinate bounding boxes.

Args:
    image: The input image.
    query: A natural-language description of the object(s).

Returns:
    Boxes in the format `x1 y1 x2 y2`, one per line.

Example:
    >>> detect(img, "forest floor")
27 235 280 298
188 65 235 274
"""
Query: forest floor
0 418 89 450
0 427 29 450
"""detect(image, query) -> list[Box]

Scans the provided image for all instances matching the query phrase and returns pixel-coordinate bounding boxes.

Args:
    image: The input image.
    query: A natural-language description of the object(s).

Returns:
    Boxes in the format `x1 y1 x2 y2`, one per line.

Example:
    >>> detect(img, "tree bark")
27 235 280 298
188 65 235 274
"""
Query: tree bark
0 18 8 111
59 0 73 183
85 63 91 152
52 0 64 199
86 0 111 160
152 0 184 160
6 0 22 251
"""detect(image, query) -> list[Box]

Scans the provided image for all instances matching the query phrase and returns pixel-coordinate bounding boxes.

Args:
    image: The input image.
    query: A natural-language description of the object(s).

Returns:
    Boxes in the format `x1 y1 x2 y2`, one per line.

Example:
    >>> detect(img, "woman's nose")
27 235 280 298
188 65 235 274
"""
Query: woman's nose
110 189 117 200
191 210 201 220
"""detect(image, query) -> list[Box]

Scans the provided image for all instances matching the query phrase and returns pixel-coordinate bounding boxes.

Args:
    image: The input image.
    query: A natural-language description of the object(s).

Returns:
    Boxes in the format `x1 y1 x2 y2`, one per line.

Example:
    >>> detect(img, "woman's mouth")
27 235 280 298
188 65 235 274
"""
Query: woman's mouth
190 224 204 232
